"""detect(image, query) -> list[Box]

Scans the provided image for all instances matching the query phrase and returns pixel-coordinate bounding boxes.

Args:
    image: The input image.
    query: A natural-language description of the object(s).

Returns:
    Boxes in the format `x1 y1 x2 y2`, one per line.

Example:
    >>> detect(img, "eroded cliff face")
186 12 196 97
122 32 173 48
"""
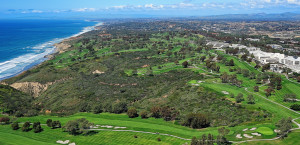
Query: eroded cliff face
10 82 52 97
9 78 69 97
54 41 71 54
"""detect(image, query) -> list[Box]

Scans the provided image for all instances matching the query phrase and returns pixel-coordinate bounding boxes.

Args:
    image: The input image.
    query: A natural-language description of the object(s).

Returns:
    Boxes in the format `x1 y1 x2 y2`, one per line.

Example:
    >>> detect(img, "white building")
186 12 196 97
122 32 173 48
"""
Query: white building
267 44 283 50
230 44 247 49
246 47 260 51
206 41 230 49
250 50 285 64
246 38 260 42
283 56 300 66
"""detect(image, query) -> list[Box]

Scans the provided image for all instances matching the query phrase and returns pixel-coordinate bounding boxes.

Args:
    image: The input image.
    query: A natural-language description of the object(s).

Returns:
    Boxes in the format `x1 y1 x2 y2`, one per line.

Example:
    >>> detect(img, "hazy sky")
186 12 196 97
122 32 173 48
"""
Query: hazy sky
1 0 300 19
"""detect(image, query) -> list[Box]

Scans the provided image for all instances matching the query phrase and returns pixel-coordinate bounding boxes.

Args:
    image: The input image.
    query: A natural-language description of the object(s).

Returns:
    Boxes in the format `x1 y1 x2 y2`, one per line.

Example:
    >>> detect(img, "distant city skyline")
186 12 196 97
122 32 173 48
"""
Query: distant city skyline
1 0 300 19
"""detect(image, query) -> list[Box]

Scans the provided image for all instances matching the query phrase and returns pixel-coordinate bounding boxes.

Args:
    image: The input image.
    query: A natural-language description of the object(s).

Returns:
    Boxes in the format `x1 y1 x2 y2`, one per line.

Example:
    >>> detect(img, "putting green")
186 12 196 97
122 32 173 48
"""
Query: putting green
257 127 274 135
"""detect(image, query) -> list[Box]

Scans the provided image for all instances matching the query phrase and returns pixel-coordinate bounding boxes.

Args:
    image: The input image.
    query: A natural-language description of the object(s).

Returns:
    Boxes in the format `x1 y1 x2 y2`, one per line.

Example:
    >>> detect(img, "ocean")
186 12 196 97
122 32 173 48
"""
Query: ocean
0 19 98 80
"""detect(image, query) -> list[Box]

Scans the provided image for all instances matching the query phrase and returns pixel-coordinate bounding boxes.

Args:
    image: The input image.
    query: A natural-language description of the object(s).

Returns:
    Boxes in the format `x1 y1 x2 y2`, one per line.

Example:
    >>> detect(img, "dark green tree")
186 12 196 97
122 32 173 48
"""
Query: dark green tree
182 61 189 68
93 104 103 114
22 122 31 132
11 122 19 130
46 119 52 127
127 107 139 118
140 111 148 119
33 122 43 133
235 93 244 103
247 95 255 104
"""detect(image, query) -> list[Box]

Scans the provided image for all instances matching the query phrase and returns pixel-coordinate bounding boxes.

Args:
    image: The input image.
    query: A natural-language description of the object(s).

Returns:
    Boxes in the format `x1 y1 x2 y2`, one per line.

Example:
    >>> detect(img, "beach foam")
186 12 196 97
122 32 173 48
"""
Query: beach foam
0 21 101 81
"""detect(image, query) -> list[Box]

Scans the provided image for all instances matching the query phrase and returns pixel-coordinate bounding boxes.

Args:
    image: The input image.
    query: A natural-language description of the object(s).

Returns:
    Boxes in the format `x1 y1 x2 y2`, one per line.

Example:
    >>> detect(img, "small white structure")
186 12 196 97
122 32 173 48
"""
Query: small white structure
251 50 285 64
270 64 286 73
283 56 300 66
230 44 247 49
246 38 260 42
267 44 283 50
246 47 260 52
207 41 230 49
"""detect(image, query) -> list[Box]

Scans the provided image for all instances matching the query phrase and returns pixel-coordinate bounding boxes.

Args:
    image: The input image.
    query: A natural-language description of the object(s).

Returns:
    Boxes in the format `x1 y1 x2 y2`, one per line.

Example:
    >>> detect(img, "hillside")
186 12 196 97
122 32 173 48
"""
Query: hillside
1 20 300 144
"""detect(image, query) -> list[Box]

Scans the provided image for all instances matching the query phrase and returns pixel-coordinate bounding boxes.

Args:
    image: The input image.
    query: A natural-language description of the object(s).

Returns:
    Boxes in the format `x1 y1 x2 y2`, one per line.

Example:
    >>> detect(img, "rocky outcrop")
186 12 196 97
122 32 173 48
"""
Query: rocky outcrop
92 70 105 74
10 82 52 97
10 78 69 97
54 42 71 54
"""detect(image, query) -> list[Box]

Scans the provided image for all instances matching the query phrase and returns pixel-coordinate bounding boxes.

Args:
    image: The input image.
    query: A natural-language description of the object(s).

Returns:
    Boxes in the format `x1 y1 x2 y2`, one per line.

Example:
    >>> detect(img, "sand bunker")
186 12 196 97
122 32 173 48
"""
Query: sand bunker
114 126 127 129
251 132 261 136
236 134 242 138
56 140 69 144
243 134 253 138
250 127 257 131
274 129 281 133
100 125 114 128
242 128 248 131
222 91 229 95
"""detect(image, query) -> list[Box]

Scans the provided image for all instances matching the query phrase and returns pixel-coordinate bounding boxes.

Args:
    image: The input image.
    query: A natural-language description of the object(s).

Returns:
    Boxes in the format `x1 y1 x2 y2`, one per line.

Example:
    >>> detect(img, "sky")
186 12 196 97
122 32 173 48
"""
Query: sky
1 0 300 19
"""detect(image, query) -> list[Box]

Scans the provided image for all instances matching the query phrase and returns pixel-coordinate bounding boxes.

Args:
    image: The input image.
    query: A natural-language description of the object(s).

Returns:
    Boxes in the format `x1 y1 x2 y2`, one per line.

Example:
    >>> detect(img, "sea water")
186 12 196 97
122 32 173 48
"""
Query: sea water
0 19 98 80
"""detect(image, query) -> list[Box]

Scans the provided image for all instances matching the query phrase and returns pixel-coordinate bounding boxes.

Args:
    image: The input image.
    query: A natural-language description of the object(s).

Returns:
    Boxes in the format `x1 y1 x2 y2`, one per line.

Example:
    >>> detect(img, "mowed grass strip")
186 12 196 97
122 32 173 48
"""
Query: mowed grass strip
15 113 219 138
0 125 188 145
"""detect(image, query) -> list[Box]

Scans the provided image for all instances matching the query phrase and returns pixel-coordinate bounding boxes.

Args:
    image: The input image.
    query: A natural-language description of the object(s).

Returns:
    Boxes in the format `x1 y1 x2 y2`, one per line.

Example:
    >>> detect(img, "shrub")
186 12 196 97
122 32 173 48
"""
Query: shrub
150 106 161 118
33 122 43 133
253 86 259 92
182 113 210 129
127 107 139 118
0 117 10 124
140 111 149 119
22 122 31 132
93 105 103 114
134 135 138 138
63 118 93 135
247 95 255 104
112 101 127 114
51 120 61 129
290 104 300 111
157 138 161 141
182 61 189 68
11 122 19 130
25 109 38 117
235 93 244 103
46 119 52 127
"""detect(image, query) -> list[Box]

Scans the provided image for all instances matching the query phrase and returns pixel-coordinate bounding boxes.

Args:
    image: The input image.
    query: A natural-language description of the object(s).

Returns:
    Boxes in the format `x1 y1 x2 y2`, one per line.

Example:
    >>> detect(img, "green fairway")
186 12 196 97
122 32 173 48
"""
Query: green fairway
239 130 300 145
256 127 274 135
13 113 220 139
0 125 188 145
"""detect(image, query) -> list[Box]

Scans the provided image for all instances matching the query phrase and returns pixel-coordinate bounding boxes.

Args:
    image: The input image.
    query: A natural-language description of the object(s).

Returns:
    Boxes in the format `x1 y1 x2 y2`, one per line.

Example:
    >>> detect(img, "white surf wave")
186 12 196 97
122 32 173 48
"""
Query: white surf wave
0 21 102 81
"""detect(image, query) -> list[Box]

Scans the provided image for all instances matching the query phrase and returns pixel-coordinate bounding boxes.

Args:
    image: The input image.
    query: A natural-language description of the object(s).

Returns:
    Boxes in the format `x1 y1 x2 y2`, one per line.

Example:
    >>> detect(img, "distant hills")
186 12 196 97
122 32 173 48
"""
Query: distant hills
195 12 300 21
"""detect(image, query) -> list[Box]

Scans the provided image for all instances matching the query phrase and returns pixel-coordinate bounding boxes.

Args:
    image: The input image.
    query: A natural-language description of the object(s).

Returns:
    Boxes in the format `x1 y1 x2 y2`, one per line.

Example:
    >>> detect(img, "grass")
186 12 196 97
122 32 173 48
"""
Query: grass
12 113 220 139
1 112 287 144
239 130 300 145
0 125 188 145
256 127 274 135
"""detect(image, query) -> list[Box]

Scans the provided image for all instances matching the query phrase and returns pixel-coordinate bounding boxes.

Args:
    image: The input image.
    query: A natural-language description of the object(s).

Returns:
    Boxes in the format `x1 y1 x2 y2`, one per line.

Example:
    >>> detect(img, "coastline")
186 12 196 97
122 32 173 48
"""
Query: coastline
0 21 103 82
